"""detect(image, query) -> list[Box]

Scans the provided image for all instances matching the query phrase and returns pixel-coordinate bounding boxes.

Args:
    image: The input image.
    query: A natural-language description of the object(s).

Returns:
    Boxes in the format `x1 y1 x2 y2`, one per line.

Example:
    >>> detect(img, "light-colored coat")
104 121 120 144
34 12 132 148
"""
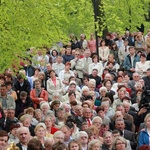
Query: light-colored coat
89 62 103 77
0 95 15 109
52 63 65 76
70 58 84 78
98 46 110 61
82 57 92 74
47 77 64 99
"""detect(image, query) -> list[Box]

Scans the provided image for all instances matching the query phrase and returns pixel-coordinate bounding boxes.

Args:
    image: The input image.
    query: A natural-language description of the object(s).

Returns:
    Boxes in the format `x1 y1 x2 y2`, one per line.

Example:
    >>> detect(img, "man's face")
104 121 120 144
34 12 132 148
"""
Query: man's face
0 136 8 148
35 81 41 89
103 134 112 146
54 134 64 143
20 96 27 102
57 57 62 63
92 70 98 77
115 121 125 131
17 129 30 145
75 106 83 116
83 109 92 119
80 134 88 145
0 86 7 96
46 65 52 71
129 48 135 55
116 106 125 115
60 127 71 142
7 110 15 120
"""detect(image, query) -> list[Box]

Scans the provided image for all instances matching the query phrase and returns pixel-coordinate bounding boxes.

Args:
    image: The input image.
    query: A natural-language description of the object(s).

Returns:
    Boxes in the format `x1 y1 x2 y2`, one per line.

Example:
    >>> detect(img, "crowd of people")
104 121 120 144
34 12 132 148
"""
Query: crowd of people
1 30 150 150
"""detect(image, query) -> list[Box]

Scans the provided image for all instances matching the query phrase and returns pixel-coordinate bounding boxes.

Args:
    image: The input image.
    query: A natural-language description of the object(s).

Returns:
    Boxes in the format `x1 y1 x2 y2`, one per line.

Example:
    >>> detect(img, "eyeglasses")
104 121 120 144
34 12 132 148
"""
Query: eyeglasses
75 54 80 56
93 122 101 124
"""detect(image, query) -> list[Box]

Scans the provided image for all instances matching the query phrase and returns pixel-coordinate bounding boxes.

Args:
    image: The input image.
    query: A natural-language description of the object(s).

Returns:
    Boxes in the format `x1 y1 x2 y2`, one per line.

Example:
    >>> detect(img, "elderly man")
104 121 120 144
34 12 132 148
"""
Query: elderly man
78 131 88 150
16 127 31 150
53 131 65 143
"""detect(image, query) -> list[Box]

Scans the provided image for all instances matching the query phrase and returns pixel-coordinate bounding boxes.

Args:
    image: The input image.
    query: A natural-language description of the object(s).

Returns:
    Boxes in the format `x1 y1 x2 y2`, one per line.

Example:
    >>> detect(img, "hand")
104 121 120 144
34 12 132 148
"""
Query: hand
39 98 44 101
138 107 147 115
130 68 135 72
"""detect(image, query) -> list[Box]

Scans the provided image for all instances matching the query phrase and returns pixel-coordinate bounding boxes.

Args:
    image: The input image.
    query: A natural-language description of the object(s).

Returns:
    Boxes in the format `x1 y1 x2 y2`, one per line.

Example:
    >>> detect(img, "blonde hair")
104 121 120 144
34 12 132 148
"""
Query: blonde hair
144 113 150 122
34 123 46 133
19 114 32 123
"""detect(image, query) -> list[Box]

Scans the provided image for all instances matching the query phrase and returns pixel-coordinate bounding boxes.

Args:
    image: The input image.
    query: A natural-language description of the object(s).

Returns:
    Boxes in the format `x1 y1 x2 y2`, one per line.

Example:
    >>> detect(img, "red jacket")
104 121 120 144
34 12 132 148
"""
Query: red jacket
30 88 48 108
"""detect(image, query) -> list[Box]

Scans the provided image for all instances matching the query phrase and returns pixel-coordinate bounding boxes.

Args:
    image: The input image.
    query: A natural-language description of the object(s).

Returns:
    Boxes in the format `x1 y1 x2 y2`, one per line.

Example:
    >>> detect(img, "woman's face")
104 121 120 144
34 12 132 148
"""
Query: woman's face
36 127 46 138
70 142 79 150
50 71 55 78
82 90 89 96
115 140 126 150
52 51 57 56
93 57 98 63
91 142 101 150
45 118 52 128
23 118 31 127
140 56 146 62
101 41 105 46
41 106 49 115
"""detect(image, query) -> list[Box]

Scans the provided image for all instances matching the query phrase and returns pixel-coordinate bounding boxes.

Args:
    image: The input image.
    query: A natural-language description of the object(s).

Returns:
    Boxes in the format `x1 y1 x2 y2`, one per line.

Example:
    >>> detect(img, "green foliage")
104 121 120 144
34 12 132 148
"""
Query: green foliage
0 0 94 72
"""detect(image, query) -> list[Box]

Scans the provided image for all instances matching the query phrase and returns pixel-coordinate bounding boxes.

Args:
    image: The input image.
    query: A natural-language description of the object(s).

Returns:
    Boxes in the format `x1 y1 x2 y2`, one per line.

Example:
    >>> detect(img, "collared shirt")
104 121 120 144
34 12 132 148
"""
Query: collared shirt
21 144 27 150
130 54 135 68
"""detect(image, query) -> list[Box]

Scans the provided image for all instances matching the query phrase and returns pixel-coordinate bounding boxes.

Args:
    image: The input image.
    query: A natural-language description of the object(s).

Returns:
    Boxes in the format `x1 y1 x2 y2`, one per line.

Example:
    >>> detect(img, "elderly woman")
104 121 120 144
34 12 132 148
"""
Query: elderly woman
34 123 47 148
68 139 82 150
80 86 90 102
139 113 150 147
44 115 58 137
40 102 50 121
47 70 64 100
19 114 35 136
30 79 48 109
112 136 127 150
88 139 102 150
92 116 103 136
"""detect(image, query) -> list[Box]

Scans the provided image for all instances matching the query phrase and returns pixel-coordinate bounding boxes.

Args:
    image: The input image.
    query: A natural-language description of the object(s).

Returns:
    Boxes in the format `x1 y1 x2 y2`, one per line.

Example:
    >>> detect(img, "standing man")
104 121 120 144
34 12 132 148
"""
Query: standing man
82 49 92 75
0 84 15 109
70 50 84 80
124 46 140 78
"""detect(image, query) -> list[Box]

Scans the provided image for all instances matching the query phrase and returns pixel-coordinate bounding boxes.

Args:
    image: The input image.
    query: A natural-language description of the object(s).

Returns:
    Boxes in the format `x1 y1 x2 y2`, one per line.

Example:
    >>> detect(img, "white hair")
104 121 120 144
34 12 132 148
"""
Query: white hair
81 86 89 93
92 116 103 124
40 102 50 110
99 86 107 93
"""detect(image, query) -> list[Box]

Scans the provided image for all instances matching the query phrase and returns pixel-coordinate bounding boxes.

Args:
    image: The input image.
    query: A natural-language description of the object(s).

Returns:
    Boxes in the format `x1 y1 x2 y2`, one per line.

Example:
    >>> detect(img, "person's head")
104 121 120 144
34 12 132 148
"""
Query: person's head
52 141 67 150
34 109 42 121
40 102 50 115
123 39 128 46
100 40 106 46
116 104 125 115
80 34 86 40
0 130 9 148
103 131 113 147
10 123 20 137
17 127 30 145
92 55 99 63
88 139 102 150
75 50 80 58
69 81 77 92
114 111 123 119
65 62 71 70
144 113 150 128
34 68 40 76
103 79 112 90
83 77 89 86
51 50 58 57
74 105 83 116
27 138 43 150
0 84 7 96
34 123 46 138
99 87 107 97
82 122 88 131
112 136 127 150
57 56 63 64
19 114 32 127
68 139 82 150
122 101 130 113
5 81 13 91
60 125 71 142
129 46 136 55
92 116 102 130
140 53 146 62
101 101 110 113
81 86 89 96
92 69 98 77
96 106 105 118
46 63 52 71
88 79 96 91
44 138 54 150
20 91 27 102
57 107 66 120
84 50 91 58
38 72 45 80
7 107 15 120
112 129 123 139
49 70 56 79
50 100 60 111
115 118 125 131
34 79 41 89
82 108 92 119
53 131 65 143
68 91 76 102
44 115 52 128
79 131 88 145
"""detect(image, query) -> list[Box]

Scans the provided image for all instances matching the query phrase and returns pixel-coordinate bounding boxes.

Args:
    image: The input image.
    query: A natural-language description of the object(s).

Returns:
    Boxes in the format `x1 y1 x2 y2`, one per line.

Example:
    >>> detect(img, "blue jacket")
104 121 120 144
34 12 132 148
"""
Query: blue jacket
138 129 149 147
123 54 140 77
